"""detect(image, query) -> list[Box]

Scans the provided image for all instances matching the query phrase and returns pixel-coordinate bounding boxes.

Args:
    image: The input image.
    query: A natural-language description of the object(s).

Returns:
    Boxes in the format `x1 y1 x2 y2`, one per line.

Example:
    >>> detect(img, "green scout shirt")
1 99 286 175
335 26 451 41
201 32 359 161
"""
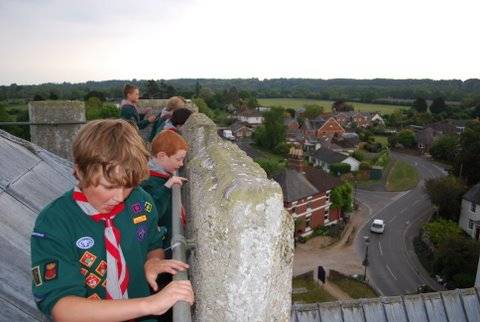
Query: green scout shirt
31 187 163 321
148 118 166 142
140 175 172 247
120 104 150 129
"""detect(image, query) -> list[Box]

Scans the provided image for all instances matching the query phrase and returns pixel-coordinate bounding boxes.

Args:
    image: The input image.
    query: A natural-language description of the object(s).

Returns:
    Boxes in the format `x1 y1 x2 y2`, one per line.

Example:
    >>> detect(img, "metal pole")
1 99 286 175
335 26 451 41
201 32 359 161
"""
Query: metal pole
171 183 192 322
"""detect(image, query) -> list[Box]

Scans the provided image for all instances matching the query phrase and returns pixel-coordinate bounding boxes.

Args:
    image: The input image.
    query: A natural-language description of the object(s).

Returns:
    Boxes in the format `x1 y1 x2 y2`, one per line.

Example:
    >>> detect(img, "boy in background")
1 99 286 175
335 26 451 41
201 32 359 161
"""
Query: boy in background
121 84 156 129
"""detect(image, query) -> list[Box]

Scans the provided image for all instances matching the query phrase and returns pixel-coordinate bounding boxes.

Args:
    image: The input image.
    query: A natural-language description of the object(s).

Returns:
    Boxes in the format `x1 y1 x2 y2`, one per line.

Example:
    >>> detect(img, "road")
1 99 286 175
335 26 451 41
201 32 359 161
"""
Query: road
355 152 448 296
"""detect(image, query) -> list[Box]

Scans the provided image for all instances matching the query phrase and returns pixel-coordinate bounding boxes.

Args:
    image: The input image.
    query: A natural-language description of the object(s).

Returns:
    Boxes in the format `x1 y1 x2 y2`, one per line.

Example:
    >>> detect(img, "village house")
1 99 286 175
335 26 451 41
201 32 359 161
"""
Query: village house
301 115 345 138
308 147 360 172
273 147 343 238
458 183 480 240
235 108 263 126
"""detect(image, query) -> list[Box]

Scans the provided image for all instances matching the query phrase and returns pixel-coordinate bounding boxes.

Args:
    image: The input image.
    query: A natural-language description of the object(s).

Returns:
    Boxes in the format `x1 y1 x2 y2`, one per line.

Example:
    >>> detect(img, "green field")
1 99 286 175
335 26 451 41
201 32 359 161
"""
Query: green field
258 98 405 115
386 159 419 191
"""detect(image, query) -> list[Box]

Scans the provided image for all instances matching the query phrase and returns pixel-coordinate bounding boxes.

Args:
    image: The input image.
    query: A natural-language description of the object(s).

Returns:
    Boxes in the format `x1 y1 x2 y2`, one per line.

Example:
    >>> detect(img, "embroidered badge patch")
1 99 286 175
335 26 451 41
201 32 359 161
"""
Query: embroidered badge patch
88 293 101 300
33 293 46 303
79 251 97 268
32 231 47 238
131 202 143 214
133 214 147 224
95 260 107 277
76 236 95 249
44 261 58 281
32 266 42 286
144 201 153 213
80 268 88 276
136 224 148 241
85 273 101 289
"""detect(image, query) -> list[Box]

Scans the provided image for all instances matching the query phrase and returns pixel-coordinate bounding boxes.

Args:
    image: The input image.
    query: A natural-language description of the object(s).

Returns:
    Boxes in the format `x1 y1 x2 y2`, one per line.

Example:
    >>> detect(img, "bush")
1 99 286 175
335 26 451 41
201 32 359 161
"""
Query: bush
352 150 365 161
359 162 371 171
374 150 390 167
423 219 464 248
329 163 351 175
256 158 285 177
364 142 383 153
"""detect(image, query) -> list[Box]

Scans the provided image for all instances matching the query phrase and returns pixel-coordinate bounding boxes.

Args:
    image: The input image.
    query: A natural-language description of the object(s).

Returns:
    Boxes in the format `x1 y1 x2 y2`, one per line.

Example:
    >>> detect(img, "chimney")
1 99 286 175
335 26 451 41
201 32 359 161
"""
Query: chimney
288 144 304 173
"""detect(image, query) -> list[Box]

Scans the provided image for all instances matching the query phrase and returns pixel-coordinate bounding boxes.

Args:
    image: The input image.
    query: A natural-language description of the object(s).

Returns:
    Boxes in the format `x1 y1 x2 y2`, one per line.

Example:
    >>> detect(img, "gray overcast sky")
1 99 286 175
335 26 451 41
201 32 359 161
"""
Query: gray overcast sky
0 0 479 85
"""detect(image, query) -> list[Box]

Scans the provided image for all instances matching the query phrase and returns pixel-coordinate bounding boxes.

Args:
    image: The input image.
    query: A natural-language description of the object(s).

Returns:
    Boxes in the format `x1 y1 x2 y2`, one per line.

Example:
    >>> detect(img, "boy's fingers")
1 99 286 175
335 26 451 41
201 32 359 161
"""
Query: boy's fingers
147 275 158 292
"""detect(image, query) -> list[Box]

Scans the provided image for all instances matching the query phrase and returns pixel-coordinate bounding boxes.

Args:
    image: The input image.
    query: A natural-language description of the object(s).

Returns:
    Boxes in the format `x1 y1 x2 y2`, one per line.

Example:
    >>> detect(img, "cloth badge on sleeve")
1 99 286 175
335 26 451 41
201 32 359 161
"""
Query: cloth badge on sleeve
32 266 42 286
133 214 147 224
95 260 107 277
33 293 46 303
79 251 97 268
144 201 153 213
85 273 101 289
136 224 148 241
32 231 47 239
131 202 143 214
88 293 101 300
44 261 58 281
76 236 95 249
80 268 88 276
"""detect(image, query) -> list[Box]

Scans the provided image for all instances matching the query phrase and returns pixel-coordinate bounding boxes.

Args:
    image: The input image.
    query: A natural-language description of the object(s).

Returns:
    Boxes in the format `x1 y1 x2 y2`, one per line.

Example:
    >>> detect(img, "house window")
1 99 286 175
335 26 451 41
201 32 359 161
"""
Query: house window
471 202 477 213
306 217 312 228
291 207 296 213
292 201 297 206
469 219 474 229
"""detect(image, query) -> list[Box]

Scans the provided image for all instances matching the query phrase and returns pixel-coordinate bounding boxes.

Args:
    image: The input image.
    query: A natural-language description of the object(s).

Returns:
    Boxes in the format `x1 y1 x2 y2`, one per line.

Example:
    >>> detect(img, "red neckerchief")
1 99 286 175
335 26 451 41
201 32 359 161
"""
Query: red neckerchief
149 170 171 180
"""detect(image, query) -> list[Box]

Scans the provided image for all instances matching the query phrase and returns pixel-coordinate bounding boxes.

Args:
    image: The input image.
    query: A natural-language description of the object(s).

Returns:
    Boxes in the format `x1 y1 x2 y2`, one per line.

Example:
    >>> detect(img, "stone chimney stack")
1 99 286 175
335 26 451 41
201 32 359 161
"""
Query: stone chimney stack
288 144 304 173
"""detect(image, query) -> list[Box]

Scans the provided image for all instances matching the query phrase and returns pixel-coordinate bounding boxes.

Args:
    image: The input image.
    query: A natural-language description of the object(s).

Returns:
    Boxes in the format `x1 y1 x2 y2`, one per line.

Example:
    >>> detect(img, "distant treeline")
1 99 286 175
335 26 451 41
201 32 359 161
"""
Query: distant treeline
2 78 480 105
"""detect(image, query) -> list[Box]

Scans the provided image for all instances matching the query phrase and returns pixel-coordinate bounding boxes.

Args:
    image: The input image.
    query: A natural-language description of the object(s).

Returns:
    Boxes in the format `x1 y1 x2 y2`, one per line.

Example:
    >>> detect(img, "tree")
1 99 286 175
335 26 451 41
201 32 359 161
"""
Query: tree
430 135 459 163
330 183 353 212
332 100 354 112
433 236 479 288
286 108 296 118
454 120 480 185
253 107 286 151
33 94 44 101
256 158 285 177
397 129 416 148
145 80 160 98
303 104 324 119
425 176 467 221
48 91 58 100
430 97 447 114
194 81 201 98
412 98 427 113
84 90 106 102
192 98 214 119
329 163 351 176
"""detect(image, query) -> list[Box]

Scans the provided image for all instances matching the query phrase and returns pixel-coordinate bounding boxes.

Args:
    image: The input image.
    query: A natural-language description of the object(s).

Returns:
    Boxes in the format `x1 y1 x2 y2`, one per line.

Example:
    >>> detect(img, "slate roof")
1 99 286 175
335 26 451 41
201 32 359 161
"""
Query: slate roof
303 167 342 193
0 129 76 321
273 169 319 203
464 183 480 205
290 287 480 322
310 147 349 164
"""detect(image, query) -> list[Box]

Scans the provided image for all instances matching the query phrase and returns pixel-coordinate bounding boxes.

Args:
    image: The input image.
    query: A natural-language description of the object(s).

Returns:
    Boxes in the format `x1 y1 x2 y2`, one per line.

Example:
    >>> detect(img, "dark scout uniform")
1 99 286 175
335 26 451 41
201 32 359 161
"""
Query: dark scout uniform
31 187 163 321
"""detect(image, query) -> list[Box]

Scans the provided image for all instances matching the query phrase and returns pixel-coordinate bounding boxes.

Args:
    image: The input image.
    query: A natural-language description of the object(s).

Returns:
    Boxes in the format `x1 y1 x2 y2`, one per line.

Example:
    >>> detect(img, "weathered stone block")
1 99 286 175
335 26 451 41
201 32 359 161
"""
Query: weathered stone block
182 113 294 322
28 101 85 161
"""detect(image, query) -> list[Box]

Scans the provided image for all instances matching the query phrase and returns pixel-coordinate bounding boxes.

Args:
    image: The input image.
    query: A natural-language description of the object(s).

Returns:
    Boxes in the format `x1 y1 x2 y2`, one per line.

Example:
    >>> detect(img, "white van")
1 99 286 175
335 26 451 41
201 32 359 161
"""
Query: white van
370 219 385 233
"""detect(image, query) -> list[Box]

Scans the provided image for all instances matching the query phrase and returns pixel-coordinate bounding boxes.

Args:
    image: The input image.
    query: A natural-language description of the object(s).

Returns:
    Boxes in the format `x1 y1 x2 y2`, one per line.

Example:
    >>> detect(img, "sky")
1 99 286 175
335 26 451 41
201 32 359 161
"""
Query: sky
0 0 479 85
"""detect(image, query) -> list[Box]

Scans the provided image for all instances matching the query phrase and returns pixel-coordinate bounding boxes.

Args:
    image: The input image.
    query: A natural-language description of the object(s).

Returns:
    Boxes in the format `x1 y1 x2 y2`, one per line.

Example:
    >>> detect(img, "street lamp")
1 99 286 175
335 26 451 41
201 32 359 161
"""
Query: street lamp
362 235 370 281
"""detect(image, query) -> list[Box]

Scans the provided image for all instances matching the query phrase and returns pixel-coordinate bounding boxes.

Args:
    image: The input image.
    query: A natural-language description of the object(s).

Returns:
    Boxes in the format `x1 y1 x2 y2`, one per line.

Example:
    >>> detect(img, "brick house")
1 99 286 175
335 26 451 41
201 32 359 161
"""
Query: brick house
273 154 343 238
302 116 345 138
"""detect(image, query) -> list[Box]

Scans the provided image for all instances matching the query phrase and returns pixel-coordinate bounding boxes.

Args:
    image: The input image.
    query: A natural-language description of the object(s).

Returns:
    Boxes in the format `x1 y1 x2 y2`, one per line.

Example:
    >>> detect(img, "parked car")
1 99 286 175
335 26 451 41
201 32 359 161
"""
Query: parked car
370 219 385 233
